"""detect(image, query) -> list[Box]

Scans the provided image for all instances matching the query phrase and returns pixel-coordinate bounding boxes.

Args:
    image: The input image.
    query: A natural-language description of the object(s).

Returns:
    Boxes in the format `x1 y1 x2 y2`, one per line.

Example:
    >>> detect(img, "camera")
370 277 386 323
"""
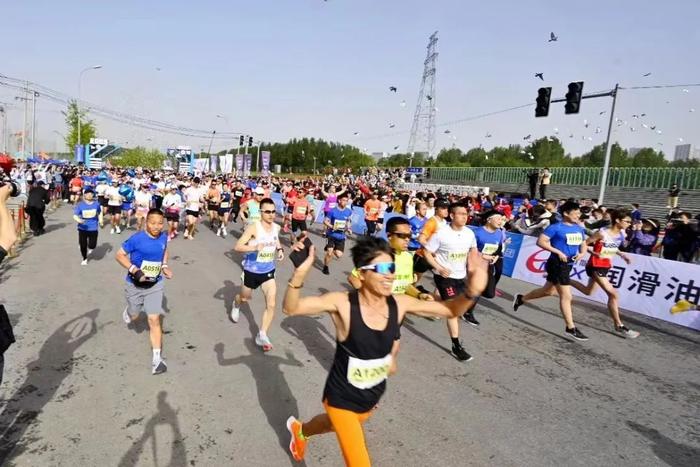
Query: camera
0 156 19 197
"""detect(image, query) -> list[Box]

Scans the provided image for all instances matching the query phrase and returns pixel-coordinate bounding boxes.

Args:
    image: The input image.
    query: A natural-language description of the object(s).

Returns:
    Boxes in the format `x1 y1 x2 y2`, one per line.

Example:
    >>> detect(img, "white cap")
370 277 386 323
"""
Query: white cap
254 187 265 195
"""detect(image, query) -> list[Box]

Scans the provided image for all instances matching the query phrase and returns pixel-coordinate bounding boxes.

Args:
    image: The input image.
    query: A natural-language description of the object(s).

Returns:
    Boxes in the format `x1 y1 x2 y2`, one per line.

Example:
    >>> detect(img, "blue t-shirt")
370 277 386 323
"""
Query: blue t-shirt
119 185 135 203
74 200 100 232
121 231 168 283
326 207 353 240
474 226 504 255
82 175 97 187
408 215 427 250
542 222 585 260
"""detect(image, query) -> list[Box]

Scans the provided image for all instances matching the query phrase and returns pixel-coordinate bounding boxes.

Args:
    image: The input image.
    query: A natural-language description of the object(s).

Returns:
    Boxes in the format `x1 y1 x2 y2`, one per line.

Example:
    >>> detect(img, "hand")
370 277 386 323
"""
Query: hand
277 249 285 261
622 255 632 265
437 266 451 278
557 253 569 263
162 268 173 279
570 254 581 263
77 219 85 224
418 293 434 301
388 358 398 376
256 242 266 252
489 255 500 265
295 245 316 276
0 184 12 202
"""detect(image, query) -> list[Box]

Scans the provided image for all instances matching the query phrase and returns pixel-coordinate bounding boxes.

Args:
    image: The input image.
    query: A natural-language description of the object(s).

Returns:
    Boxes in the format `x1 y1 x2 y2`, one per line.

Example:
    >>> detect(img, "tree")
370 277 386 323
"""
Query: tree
632 148 667 167
64 100 97 150
111 146 165 169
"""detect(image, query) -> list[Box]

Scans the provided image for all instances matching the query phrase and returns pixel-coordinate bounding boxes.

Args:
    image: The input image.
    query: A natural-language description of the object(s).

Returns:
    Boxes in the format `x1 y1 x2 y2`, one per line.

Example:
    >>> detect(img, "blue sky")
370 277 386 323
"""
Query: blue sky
2 0 699 159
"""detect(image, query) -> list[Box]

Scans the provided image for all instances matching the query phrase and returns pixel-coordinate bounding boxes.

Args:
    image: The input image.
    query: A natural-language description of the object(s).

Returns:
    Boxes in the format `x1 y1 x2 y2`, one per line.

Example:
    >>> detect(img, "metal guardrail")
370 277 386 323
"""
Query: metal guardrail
423 167 700 190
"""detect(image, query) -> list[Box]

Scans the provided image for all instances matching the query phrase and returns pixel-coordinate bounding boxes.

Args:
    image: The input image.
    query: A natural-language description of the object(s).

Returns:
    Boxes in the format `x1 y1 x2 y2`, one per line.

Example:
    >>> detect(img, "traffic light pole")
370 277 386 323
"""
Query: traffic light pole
596 83 619 205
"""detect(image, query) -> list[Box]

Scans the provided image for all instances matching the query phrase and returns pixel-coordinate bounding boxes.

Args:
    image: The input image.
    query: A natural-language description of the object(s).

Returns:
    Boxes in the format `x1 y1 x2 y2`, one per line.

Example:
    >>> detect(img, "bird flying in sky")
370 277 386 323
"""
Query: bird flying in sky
535 73 544 81
549 32 558 42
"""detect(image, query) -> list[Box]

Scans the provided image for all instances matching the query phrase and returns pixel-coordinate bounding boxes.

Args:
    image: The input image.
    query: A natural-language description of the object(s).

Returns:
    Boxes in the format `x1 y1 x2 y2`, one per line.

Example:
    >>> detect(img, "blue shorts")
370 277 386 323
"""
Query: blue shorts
122 203 133 211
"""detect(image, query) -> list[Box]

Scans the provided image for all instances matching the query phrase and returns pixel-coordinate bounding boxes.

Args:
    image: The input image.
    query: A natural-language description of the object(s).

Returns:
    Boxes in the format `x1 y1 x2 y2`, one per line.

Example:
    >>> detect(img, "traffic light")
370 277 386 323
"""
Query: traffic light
535 87 552 118
248 136 254 146
239 135 244 146
565 81 584 114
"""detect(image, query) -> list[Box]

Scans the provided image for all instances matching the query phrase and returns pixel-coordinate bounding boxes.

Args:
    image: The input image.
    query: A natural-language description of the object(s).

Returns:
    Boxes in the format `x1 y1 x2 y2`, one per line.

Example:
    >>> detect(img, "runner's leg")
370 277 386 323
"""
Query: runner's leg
259 278 277 334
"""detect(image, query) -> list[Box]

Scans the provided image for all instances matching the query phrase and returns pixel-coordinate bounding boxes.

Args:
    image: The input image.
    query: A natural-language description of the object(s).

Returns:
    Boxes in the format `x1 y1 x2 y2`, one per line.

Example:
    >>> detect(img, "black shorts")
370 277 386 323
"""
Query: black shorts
434 275 466 300
218 206 231 216
545 256 573 285
185 209 200 218
413 254 433 274
98 196 108 207
325 237 346 253
291 219 307 233
208 203 219 212
286 205 294 214
165 211 180 222
243 269 275 290
585 263 609 278
366 220 377 235
107 205 121 215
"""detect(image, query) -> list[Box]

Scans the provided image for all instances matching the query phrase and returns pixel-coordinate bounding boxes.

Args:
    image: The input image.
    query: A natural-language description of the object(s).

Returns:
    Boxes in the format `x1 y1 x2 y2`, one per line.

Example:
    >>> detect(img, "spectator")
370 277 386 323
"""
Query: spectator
667 183 680 209
539 167 551 199
513 204 551 236
26 181 50 236
631 203 642 222
662 212 697 262
0 183 19 386
627 219 659 256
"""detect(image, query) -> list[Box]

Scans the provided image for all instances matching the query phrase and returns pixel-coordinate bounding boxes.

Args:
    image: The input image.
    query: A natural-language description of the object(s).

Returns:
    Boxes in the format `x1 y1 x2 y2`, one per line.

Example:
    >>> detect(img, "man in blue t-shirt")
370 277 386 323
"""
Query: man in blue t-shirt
322 193 353 275
73 188 100 265
408 201 428 251
115 209 173 375
512 201 589 341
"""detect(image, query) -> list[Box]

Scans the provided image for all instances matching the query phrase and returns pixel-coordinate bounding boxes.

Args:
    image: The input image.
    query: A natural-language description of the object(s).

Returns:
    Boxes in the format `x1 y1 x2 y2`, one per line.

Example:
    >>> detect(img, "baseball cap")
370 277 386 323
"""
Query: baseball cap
254 187 265 195
83 187 95 194
435 198 450 209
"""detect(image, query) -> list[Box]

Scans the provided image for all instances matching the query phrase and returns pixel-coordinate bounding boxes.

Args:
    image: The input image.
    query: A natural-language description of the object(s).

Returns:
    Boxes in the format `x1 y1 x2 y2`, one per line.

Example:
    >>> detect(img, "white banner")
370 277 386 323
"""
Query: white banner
210 155 218 173
401 182 490 195
219 154 233 174
511 235 700 331
193 158 209 175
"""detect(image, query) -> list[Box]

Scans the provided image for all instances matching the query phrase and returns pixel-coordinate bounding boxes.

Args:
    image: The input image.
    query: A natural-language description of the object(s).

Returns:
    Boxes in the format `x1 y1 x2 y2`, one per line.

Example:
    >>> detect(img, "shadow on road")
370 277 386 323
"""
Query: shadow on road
479 300 572 342
401 319 452 356
89 242 113 261
281 316 335 371
626 420 699 467
213 280 237 319
0 309 100 463
214 340 305 466
118 391 187 467
42 222 67 235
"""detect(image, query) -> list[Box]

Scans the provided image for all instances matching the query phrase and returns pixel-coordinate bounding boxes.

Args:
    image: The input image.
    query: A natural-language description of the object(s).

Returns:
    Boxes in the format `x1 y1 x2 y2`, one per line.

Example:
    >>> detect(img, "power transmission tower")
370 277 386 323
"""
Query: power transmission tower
407 31 438 161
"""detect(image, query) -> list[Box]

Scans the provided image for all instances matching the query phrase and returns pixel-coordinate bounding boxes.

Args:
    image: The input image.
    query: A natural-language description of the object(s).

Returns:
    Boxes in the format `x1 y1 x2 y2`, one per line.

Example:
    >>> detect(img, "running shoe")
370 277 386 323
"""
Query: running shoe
116 226 122 234
322 265 330 275
462 312 480 327
512 294 524 312
230 303 240 323
222 228 228 238
614 325 640 339
122 307 132 324
255 332 273 352
81 259 88 266
565 327 589 341
286 416 307 462
451 342 473 361
183 232 190 239
152 358 168 375
110 228 115 235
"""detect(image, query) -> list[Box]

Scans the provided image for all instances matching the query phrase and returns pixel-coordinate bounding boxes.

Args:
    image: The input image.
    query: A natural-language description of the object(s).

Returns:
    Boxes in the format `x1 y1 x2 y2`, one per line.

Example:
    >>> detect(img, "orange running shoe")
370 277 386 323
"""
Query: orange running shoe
286 416 307 462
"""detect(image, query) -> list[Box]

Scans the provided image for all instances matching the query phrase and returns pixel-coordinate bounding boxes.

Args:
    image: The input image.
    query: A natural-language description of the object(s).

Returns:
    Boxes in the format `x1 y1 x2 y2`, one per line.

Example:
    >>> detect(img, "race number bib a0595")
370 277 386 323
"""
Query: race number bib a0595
565 233 583 246
82 209 97 219
140 260 162 278
346 354 392 390
256 248 275 263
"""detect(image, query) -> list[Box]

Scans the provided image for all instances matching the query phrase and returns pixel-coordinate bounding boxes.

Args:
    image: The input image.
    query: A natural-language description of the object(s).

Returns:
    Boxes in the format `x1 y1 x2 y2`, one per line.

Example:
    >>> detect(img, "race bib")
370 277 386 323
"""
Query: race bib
600 246 618 258
296 206 307 215
220 202 230 208
328 202 337 210
346 354 392 390
333 219 347 231
369 208 378 215
481 243 499 255
448 251 468 263
235 191 243 197
82 209 97 219
140 260 162 278
256 248 275 263
565 233 583 246
392 274 413 294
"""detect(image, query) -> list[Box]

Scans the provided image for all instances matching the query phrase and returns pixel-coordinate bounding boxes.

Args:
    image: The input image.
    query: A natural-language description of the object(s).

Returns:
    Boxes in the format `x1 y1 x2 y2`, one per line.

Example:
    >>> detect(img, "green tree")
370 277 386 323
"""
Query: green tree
111 146 165 169
632 148 667 167
64 100 97 150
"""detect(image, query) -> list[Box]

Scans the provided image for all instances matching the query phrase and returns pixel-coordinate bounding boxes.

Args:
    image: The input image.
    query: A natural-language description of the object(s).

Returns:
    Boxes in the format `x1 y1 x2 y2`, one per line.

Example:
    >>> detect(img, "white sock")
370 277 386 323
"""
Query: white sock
153 348 161 361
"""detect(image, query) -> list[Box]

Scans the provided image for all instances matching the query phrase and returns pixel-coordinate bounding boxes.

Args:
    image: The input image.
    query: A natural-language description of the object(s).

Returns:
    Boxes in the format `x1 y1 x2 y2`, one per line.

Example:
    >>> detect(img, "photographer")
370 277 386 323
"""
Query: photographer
1 183 20 385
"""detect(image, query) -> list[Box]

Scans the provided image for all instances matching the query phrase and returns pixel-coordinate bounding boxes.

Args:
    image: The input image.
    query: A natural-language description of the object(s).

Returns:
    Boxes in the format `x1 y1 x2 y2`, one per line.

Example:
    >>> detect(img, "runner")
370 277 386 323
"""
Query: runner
134 183 153 231
570 209 640 338
73 187 100 266
512 201 590 340
408 201 428 252
217 183 233 237
283 183 298 233
231 181 245 223
322 192 353 276
422 202 479 361
282 236 488 466
462 210 507 326
105 179 124 234
183 177 207 240
321 184 346 236
119 180 135 230
162 185 183 240
413 198 450 282
232 197 284 351
288 187 314 245
115 208 173 375
68 172 84 204
95 179 109 227
206 180 222 232
241 186 264 227
363 192 381 237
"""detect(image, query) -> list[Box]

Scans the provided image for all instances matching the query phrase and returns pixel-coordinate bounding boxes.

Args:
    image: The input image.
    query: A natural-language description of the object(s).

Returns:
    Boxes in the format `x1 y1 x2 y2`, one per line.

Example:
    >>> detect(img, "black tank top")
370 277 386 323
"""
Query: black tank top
323 290 399 413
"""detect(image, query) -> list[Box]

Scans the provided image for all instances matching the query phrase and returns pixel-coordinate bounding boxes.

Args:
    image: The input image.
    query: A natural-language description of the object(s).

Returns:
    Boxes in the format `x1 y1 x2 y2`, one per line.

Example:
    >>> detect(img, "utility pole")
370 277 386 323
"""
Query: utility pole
256 141 261 173
15 88 30 158
0 104 7 153
31 91 39 157
407 31 438 159
597 84 619 205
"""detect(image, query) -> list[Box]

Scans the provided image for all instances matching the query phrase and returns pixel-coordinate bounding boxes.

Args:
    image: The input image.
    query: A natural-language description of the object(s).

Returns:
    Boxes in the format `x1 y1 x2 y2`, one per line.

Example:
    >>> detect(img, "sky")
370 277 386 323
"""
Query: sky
1 0 700 159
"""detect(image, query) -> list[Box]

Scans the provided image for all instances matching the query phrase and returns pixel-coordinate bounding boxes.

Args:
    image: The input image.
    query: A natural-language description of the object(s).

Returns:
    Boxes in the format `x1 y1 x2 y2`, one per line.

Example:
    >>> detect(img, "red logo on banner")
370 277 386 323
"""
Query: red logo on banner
526 249 550 274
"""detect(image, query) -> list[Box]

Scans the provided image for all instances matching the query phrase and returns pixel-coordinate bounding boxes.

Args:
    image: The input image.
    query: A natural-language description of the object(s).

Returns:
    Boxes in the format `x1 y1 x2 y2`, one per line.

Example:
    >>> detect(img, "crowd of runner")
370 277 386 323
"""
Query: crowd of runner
5 161 700 466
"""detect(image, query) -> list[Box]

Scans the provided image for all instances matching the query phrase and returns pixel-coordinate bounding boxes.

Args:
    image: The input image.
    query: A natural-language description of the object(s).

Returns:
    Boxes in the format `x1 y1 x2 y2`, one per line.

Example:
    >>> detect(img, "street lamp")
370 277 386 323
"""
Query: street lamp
77 65 103 147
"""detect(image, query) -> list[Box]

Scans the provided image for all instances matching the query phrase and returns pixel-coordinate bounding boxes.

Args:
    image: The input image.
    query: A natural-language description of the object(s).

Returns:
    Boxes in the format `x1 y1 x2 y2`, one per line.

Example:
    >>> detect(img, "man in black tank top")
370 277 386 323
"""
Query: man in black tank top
281 237 488 466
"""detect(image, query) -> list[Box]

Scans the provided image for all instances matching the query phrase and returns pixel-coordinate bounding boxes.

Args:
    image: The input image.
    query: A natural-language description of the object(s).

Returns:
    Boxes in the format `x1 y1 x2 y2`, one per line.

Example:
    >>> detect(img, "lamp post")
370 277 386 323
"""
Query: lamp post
0 104 7 153
77 65 103 147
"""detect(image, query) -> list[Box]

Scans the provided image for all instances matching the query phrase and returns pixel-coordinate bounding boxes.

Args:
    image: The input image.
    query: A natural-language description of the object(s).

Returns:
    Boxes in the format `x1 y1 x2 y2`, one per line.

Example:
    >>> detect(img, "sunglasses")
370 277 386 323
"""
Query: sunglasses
389 232 412 240
359 262 396 275
261 209 276 214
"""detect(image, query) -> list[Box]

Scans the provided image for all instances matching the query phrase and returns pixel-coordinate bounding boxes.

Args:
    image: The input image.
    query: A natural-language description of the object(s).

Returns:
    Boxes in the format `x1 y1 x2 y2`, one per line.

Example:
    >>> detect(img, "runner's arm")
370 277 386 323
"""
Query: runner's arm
234 225 258 253
115 248 135 270
536 233 567 261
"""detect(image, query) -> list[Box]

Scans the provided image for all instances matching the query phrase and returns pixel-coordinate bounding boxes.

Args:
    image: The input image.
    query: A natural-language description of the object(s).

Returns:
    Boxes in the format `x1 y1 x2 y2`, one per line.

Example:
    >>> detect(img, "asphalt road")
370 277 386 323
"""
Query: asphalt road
0 204 698 467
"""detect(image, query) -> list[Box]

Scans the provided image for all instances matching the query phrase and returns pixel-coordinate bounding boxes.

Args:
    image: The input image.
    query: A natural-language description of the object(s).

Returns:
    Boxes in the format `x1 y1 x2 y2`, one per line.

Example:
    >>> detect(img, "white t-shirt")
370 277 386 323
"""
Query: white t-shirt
184 186 207 212
105 186 123 206
135 191 152 209
425 225 477 279
95 184 108 197
162 193 182 210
